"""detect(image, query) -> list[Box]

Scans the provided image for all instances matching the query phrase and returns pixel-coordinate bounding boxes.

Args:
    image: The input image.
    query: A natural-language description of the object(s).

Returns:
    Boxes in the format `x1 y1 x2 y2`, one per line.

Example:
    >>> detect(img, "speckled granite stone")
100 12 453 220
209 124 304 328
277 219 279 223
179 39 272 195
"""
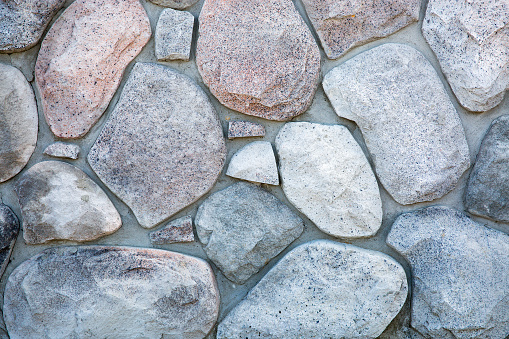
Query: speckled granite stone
301 0 420 59
89 63 226 229
0 0 65 53
228 121 265 139
43 142 80 160
149 216 194 245
148 0 199 9
226 141 279 185
3 246 219 339
323 43 470 205
196 0 321 121
0 204 19 279
155 8 194 62
35 0 151 139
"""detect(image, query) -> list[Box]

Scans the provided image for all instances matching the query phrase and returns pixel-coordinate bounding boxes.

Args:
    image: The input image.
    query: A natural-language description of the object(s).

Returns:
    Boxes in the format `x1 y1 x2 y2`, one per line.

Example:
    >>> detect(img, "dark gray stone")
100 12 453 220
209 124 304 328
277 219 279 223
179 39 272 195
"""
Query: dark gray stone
0 204 19 279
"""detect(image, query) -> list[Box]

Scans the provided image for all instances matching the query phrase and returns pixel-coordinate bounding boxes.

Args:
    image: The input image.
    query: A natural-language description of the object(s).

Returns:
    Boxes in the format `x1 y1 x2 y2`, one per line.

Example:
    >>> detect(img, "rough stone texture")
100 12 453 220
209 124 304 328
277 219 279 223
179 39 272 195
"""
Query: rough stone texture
3 246 219 339
195 182 304 284
301 0 420 59
228 121 265 139
0 0 65 53
275 122 382 238
226 141 279 185
43 142 80 160
323 43 470 205
422 0 509 112
218 240 408 338
89 63 226 229
387 206 509 339
196 0 321 121
35 0 151 139
15 161 122 244
0 63 38 183
0 204 19 279
156 8 194 62
149 215 194 245
148 0 199 9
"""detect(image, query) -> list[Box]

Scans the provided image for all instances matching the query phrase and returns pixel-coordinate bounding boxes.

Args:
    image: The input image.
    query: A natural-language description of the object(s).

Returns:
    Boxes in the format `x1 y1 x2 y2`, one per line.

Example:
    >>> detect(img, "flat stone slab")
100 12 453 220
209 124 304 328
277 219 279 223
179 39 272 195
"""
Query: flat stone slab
148 0 199 9
156 8 194 61
0 204 19 279
195 182 304 284
218 240 408 338
89 63 226 229
3 246 220 339
323 43 470 205
275 122 382 238
226 141 279 185
423 0 509 112
196 0 320 121
35 0 151 139
387 206 509 339
43 142 80 160
0 0 65 53
0 63 38 183
15 161 122 244
302 0 420 59
149 215 194 245
228 121 265 139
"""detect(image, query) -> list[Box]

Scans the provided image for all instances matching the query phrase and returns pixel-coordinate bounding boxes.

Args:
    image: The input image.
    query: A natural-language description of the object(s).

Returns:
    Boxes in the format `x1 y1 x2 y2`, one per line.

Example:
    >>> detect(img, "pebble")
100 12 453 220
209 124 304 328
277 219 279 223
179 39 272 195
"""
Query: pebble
148 0 199 9
43 142 80 160
0 204 19 279
226 141 279 185
228 121 265 139
149 215 194 245
155 8 194 62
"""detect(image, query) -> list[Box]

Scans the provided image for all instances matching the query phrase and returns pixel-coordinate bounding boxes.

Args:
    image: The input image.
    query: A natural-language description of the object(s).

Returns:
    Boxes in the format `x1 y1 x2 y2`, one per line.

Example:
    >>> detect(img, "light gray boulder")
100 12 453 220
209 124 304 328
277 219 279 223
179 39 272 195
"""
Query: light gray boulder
155 8 194 61
226 141 279 185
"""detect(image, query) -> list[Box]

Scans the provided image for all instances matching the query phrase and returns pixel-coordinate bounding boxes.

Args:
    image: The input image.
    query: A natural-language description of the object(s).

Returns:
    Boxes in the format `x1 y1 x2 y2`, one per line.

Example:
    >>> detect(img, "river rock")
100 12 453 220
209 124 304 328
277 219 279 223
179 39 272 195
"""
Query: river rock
196 0 321 121
275 122 382 238
35 0 151 139
15 161 122 244
89 63 226 229
43 142 80 160
387 206 509 339
226 141 279 185
228 121 265 139
148 0 199 9
149 215 194 245
195 182 303 284
0 0 65 53
3 246 219 339
0 63 38 183
423 0 509 112
323 43 470 205
218 240 408 338
0 204 19 279
155 8 194 61
301 0 420 59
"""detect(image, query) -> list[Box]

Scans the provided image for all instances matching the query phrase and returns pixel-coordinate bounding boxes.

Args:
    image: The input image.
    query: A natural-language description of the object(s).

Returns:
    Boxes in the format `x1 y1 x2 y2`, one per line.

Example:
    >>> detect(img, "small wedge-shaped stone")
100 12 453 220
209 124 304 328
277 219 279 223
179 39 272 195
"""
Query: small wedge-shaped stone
43 142 80 160
387 206 509 339
323 44 470 205
301 0 420 59
196 0 321 121
149 215 194 245
226 141 279 185
0 63 38 183
228 121 265 139
0 204 19 279
218 240 408 338
423 0 509 112
156 8 194 61
0 0 65 53
148 0 199 9
3 246 219 339
195 182 304 284
275 122 382 238
15 161 121 244
35 0 151 139
89 63 226 228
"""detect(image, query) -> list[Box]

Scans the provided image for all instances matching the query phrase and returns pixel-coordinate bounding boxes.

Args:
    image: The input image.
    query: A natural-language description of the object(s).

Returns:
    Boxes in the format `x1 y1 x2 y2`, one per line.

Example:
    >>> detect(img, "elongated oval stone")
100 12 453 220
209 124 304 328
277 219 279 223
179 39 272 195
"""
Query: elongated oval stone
3 246 220 339
35 0 151 139
196 0 320 121
89 63 226 229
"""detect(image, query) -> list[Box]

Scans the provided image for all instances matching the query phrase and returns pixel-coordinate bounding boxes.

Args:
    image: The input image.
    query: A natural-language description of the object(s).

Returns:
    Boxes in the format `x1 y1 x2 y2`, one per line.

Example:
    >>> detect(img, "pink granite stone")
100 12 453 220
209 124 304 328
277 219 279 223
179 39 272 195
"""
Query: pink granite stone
35 0 151 139
196 0 321 121
228 121 266 139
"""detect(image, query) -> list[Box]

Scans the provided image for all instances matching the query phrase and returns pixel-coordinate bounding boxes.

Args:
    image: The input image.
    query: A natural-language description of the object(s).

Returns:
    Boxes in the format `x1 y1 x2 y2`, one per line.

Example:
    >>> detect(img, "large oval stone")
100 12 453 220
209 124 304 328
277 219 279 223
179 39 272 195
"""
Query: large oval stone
3 246 220 339
89 63 226 229
196 0 320 121
35 0 151 139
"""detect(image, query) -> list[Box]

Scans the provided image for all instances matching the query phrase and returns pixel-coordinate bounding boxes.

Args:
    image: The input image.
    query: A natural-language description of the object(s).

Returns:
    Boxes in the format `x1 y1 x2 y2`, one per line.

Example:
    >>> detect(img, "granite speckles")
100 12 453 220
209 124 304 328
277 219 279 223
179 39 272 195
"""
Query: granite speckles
43 142 80 160
149 216 194 245
155 9 194 62
228 121 266 139
226 141 279 185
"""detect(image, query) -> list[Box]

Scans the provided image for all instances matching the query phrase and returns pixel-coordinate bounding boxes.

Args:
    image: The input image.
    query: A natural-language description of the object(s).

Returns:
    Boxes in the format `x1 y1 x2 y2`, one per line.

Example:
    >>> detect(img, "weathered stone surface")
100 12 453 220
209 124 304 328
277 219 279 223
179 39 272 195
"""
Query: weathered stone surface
196 0 320 121
195 182 303 284
4 246 219 339
149 215 194 245
275 122 382 238
0 63 38 183
228 121 265 139
0 204 19 279
218 240 408 338
148 0 199 9
226 141 279 185
43 142 80 160
89 63 226 229
15 161 121 244
423 0 509 112
35 0 151 139
156 8 194 62
323 43 470 205
302 0 420 59
0 0 65 53
387 206 509 339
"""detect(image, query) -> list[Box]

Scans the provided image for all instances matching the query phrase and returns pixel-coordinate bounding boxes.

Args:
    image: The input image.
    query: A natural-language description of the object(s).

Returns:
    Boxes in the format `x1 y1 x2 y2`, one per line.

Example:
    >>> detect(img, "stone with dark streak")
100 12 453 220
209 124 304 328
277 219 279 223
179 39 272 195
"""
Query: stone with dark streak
149 215 194 245
0 204 19 279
